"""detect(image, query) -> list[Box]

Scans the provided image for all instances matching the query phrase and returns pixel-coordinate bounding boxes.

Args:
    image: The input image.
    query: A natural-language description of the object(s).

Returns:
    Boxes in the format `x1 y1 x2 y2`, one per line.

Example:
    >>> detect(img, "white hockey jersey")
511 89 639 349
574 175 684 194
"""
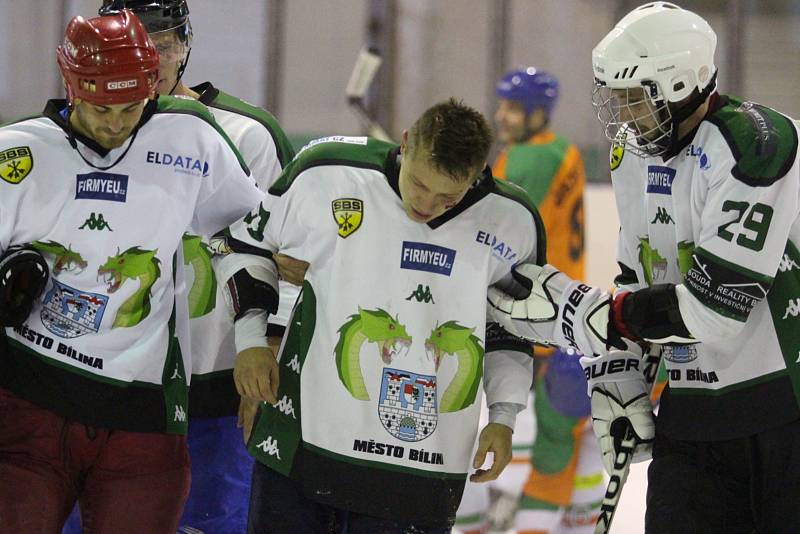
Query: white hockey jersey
611 94 800 439
0 96 262 433
217 137 546 524
183 82 296 417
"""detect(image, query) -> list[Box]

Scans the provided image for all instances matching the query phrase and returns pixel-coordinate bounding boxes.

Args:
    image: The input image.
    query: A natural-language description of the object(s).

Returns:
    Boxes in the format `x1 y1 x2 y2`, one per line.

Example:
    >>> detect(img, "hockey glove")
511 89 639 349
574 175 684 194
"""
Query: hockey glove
0 245 49 327
487 263 625 356
579 347 655 475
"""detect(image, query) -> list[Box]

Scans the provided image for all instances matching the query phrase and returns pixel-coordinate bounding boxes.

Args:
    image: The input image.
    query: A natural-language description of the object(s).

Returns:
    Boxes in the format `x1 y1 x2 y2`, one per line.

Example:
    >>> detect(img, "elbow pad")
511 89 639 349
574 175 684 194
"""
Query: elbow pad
226 267 279 321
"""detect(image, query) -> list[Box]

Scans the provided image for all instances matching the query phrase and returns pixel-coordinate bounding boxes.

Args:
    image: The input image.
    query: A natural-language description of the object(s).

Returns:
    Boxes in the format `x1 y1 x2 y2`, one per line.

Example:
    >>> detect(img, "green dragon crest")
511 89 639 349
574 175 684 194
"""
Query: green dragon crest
31 240 87 275
638 237 696 284
98 246 161 328
426 321 484 412
638 237 668 286
334 308 412 400
182 233 217 318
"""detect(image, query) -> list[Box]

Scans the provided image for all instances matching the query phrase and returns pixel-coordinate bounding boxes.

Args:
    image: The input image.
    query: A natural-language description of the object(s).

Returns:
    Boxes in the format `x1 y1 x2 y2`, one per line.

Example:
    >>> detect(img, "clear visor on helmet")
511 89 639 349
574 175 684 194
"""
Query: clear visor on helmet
591 81 673 158
149 24 190 63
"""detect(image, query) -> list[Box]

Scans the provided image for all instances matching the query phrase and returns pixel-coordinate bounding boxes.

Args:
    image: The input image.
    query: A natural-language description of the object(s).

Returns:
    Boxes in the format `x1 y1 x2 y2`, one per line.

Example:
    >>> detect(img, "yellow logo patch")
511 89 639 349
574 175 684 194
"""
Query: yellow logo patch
332 198 363 238
0 146 33 184
610 141 625 171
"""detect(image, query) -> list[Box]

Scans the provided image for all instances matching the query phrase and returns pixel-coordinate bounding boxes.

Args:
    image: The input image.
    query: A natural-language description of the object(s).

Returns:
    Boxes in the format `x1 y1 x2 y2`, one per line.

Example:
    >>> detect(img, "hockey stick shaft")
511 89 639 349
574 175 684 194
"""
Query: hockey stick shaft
594 424 637 534
345 46 393 142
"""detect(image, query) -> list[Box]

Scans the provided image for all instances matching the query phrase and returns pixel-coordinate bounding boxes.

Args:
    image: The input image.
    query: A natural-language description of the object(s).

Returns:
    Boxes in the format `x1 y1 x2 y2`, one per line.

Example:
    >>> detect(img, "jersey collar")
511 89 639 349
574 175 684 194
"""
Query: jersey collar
384 147 495 229
43 98 159 159
662 93 726 161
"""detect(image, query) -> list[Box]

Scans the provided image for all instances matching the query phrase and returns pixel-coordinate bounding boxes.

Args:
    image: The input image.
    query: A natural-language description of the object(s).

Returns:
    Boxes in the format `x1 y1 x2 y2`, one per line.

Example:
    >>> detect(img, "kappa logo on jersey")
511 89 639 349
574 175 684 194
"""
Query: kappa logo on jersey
378 368 437 442
646 166 676 195
406 284 435 304
0 146 33 184
79 212 113 231
650 206 674 225
286 354 300 374
255 436 282 459
146 151 210 177
274 395 297 419
400 241 456 276
778 253 799 273
331 198 364 238
75 172 128 202
687 145 711 170
41 279 109 338
783 298 800 320
662 344 698 363
476 230 518 262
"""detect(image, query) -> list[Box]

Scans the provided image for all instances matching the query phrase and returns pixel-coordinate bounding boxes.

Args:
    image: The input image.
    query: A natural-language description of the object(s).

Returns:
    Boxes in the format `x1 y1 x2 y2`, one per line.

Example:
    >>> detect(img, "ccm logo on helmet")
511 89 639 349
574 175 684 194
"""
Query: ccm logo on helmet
561 283 592 350
106 79 138 91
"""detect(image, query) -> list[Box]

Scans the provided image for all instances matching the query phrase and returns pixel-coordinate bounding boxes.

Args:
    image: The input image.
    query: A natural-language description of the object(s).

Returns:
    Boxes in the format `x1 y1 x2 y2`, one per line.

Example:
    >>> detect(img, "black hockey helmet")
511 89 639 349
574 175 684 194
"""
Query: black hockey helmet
100 1 192 92
100 0 191 40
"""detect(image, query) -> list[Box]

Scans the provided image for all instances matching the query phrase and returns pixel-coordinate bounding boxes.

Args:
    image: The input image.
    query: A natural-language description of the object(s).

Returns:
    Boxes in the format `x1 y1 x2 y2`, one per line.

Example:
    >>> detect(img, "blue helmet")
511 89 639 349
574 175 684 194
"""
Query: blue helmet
496 67 559 115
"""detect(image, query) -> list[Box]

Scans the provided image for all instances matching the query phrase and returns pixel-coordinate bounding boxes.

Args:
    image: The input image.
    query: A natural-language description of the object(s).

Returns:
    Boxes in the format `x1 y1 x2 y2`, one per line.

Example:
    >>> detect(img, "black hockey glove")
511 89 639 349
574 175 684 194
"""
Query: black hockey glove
0 245 49 327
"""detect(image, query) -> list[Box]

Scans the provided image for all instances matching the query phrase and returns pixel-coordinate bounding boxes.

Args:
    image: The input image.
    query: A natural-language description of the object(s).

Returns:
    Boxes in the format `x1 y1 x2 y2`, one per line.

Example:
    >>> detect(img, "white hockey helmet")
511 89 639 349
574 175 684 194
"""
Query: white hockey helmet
591 2 717 157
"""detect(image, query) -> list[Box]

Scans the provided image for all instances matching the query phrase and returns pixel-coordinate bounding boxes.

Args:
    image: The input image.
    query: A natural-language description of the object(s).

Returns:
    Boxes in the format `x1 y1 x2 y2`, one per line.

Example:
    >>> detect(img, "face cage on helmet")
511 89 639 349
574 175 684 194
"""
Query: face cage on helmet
591 81 674 158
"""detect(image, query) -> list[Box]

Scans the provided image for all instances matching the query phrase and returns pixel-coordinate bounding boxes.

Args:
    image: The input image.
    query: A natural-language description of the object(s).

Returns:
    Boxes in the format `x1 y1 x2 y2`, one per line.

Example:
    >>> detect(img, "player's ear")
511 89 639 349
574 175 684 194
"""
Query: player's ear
400 130 409 154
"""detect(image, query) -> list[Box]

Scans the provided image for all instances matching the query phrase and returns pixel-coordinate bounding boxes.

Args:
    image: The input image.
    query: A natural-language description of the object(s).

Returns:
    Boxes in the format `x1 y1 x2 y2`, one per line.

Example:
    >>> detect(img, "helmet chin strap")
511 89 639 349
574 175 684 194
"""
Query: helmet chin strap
169 48 192 95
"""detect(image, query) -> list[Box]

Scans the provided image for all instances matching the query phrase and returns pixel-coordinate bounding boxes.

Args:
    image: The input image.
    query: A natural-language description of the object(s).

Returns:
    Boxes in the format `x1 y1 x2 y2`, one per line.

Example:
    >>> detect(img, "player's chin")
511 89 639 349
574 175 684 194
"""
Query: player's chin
97 134 128 149
405 205 434 222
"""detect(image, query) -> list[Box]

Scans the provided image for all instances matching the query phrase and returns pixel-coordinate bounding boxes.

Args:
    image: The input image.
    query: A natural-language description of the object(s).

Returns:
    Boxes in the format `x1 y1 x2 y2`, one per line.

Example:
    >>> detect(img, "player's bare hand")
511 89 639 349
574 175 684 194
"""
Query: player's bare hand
469 422 513 482
274 253 309 286
237 396 260 444
234 346 279 403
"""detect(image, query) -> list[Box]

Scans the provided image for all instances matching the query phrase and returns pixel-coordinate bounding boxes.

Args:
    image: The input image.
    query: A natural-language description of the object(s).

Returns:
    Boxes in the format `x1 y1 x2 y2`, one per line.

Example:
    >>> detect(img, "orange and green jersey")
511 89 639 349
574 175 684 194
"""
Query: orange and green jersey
493 130 586 281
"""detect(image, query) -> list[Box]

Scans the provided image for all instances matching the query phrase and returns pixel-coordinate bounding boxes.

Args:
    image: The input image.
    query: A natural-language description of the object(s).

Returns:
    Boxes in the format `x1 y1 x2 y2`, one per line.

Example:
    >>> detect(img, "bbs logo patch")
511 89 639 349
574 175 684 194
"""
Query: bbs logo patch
0 146 33 184
332 198 363 238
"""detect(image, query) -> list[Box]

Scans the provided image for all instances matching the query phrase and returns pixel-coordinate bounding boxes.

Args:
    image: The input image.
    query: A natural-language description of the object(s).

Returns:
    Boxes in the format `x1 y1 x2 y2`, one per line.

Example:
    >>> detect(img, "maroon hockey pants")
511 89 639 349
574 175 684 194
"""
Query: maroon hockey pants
0 387 191 533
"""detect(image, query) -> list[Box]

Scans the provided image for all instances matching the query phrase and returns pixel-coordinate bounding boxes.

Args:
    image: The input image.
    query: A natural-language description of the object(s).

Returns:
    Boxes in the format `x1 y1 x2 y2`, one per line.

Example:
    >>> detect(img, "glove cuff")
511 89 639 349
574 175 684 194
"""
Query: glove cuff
611 291 640 342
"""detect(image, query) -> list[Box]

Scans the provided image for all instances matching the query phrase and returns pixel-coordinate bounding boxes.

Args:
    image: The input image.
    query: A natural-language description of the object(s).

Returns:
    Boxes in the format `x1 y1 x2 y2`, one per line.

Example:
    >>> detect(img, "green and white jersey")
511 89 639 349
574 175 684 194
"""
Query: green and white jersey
611 95 800 440
219 137 546 524
0 96 262 434
184 82 296 417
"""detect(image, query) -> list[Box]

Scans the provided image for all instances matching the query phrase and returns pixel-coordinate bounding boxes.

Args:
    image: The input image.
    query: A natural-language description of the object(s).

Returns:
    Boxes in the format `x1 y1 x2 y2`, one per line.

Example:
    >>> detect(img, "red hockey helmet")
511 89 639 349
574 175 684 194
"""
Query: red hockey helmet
56 9 159 106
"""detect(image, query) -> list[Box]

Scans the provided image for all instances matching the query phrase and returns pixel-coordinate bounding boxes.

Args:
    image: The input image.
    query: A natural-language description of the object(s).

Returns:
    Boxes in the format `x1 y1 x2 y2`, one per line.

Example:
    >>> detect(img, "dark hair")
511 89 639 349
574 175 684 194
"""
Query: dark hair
408 98 492 182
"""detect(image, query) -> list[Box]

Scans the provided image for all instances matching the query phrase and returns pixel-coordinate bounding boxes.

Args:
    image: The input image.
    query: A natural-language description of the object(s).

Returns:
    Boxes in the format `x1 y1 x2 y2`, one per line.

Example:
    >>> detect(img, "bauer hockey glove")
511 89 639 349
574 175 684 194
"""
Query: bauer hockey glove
0 245 49 327
487 263 626 356
579 347 655 475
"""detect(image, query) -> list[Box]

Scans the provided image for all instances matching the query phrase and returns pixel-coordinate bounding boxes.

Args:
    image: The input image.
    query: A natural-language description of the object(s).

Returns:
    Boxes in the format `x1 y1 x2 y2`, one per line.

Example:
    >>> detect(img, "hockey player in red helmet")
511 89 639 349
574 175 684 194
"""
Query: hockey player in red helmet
0 9 263 533
67 3 297 534
57 9 159 149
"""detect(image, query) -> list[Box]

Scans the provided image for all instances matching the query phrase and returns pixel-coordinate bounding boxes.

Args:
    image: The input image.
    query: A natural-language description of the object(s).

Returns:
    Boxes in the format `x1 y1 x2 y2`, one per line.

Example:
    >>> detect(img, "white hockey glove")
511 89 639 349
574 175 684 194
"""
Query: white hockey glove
487 263 622 356
580 347 655 475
